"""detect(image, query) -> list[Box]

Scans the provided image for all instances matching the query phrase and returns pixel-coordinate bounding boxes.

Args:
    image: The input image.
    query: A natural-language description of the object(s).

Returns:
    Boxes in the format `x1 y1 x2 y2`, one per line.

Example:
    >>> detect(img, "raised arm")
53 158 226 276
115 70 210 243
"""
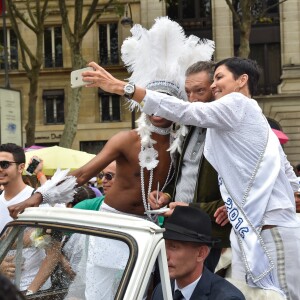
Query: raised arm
82 61 146 102
82 62 249 131
8 131 128 219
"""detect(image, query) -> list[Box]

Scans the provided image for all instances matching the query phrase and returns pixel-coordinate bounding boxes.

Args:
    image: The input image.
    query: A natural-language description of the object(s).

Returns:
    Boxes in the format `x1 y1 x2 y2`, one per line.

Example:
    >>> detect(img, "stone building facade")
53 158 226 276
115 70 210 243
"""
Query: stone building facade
211 0 300 165
0 0 299 164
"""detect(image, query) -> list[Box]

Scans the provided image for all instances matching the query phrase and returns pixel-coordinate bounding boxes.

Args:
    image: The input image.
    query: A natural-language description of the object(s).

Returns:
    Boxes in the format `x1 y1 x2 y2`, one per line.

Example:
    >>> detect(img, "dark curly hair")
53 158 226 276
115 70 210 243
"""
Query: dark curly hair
71 186 96 206
0 143 25 164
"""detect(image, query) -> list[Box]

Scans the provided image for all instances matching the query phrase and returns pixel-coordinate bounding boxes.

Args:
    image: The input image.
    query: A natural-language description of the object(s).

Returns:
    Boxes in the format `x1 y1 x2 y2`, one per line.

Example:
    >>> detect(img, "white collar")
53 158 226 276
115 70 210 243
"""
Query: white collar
174 275 202 300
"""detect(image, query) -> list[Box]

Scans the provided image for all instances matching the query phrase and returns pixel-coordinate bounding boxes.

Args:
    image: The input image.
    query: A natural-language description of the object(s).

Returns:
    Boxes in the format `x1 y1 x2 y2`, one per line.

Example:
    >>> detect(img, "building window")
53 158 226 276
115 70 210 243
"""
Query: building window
98 23 119 65
80 141 107 155
0 28 18 70
167 0 212 37
99 90 120 122
250 43 281 95
233 0 281 95
43 89 65 124
234 43 281 95
44 27 63 68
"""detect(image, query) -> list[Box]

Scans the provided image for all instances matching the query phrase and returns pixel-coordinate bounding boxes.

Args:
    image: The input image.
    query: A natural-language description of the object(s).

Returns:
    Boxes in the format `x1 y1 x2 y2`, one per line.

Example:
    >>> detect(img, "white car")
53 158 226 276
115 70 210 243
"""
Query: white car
0 207 172 300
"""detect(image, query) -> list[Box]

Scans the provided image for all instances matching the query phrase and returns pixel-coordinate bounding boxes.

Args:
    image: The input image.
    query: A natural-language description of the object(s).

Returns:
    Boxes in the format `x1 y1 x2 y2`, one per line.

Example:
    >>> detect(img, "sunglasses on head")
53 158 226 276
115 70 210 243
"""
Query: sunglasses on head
0 160 20 169
98 172 115 181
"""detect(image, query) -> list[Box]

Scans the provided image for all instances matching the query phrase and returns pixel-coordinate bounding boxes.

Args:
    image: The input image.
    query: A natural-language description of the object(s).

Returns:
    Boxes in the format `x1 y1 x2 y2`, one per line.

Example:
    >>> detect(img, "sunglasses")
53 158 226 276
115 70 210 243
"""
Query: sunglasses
0 160 20 169
98 172 115 181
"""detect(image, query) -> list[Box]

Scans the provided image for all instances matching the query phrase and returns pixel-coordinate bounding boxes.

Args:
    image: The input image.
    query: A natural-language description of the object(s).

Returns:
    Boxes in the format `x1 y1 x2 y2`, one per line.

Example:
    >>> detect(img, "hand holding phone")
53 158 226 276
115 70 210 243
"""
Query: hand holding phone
71 66 94 88
26 157 41 176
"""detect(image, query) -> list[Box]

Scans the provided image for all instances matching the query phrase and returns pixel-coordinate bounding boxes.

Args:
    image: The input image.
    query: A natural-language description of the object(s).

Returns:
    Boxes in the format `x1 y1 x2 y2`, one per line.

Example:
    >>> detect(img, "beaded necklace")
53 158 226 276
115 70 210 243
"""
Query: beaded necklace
140 149 173 221
136 114 174 221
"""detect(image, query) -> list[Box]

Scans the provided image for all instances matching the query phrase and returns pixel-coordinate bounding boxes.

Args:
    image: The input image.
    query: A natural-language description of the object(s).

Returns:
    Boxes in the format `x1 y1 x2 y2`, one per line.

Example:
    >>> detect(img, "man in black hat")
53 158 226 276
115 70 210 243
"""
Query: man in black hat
151 206 245 300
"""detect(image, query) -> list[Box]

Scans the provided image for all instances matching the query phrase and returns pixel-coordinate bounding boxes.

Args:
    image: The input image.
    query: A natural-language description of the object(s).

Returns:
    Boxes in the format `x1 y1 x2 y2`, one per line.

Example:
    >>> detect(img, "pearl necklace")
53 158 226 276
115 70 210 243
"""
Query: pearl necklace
140 149 173 221
136 113 174 221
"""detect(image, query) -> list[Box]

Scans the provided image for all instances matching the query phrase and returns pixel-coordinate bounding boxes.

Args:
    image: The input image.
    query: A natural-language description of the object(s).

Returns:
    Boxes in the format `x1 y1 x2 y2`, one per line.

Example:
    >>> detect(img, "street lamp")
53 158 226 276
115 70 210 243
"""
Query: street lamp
121 3 135 129
121 3 133 27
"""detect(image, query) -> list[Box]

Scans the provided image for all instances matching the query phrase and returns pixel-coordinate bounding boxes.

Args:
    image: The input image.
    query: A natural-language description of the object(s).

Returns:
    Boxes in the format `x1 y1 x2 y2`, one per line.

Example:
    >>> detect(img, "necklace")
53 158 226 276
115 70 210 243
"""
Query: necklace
149 123 172 135
140 149 173 221
137 113 175 221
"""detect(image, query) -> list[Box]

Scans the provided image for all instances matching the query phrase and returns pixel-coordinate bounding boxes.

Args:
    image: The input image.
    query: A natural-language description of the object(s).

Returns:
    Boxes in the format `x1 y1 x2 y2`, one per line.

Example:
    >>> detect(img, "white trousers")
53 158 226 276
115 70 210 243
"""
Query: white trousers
231 226 300 300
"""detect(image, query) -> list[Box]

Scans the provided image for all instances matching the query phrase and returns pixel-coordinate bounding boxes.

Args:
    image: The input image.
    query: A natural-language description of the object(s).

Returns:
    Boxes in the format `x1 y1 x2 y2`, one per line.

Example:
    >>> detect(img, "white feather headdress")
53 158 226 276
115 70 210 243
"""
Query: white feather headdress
121 17 214 154
121 16 215 107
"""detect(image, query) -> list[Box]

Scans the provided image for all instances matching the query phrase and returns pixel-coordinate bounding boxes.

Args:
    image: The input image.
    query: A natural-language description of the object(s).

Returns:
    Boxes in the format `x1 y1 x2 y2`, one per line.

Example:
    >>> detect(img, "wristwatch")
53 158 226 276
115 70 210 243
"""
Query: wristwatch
123 82 135 99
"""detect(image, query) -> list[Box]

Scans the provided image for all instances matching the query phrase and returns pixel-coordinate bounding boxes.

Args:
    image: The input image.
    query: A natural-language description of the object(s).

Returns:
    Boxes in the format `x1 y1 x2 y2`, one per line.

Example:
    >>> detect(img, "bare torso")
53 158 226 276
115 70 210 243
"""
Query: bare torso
105 130 172 216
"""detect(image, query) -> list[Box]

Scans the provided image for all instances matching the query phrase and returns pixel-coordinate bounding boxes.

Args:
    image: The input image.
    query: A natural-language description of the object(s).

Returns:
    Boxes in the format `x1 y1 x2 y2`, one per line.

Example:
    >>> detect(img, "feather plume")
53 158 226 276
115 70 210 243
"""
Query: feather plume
122 17 214 154
35 168 77 206
168 125 189 154
121 16 214 99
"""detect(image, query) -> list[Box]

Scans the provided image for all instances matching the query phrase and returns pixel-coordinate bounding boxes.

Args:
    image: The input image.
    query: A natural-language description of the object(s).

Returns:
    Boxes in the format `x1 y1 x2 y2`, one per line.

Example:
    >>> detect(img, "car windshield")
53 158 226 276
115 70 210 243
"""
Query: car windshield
0 223 133 300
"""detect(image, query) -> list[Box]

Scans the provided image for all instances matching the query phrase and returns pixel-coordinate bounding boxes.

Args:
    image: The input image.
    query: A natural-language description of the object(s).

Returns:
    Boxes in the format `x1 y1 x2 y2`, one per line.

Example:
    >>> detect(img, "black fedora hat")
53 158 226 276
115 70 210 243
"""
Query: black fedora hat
163 206 220 247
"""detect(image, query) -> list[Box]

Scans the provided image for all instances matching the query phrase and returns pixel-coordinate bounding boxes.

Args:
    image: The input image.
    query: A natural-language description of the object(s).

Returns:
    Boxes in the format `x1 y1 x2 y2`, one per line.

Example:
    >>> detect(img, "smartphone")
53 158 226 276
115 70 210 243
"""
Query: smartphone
71 67 94 88
26 158 41 176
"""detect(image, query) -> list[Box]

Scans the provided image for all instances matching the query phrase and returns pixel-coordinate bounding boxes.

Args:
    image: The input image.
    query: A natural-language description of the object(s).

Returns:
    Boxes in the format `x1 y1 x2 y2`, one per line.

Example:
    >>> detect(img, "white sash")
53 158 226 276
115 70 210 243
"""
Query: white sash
219 128 284 296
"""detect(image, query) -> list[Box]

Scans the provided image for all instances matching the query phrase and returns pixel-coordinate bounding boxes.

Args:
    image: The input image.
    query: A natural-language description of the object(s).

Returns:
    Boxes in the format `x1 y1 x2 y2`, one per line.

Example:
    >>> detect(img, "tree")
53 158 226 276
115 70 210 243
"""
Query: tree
58 0 115 148
225 0 287 58
6 0 50 146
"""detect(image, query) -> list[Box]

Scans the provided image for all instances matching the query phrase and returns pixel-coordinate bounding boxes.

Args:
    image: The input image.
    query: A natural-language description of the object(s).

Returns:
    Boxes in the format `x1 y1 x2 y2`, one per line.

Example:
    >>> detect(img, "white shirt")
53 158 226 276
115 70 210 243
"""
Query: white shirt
175 127 205 203
0 185 51 291
0 185 34 232
143 90 300 227
174 275 201 300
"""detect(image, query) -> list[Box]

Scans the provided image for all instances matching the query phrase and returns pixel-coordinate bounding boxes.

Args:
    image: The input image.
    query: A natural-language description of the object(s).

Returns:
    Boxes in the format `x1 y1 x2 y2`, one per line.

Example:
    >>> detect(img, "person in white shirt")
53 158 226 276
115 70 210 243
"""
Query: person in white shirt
68 56 300 298
0 143 50 292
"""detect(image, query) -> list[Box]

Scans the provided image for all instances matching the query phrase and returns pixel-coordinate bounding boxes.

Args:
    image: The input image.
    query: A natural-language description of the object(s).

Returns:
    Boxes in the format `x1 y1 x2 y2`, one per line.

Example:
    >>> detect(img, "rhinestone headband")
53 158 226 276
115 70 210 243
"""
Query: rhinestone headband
146 80 181 98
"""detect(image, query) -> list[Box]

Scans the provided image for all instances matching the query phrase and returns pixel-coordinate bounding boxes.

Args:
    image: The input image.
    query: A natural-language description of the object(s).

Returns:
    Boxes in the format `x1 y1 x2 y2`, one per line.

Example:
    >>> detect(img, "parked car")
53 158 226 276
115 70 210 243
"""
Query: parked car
0 207 172 300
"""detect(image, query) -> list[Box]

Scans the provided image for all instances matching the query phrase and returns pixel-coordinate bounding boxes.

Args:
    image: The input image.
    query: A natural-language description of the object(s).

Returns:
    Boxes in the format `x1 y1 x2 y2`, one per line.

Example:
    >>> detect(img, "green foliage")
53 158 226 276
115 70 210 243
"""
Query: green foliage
230 0 283 25
160 0 178 8
257 17 273 24
114 2 125 17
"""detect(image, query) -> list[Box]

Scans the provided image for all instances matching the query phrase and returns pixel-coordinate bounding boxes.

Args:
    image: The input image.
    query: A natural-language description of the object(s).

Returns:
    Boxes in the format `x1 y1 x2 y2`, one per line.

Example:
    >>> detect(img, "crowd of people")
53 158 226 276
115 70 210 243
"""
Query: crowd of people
1 16 300 300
